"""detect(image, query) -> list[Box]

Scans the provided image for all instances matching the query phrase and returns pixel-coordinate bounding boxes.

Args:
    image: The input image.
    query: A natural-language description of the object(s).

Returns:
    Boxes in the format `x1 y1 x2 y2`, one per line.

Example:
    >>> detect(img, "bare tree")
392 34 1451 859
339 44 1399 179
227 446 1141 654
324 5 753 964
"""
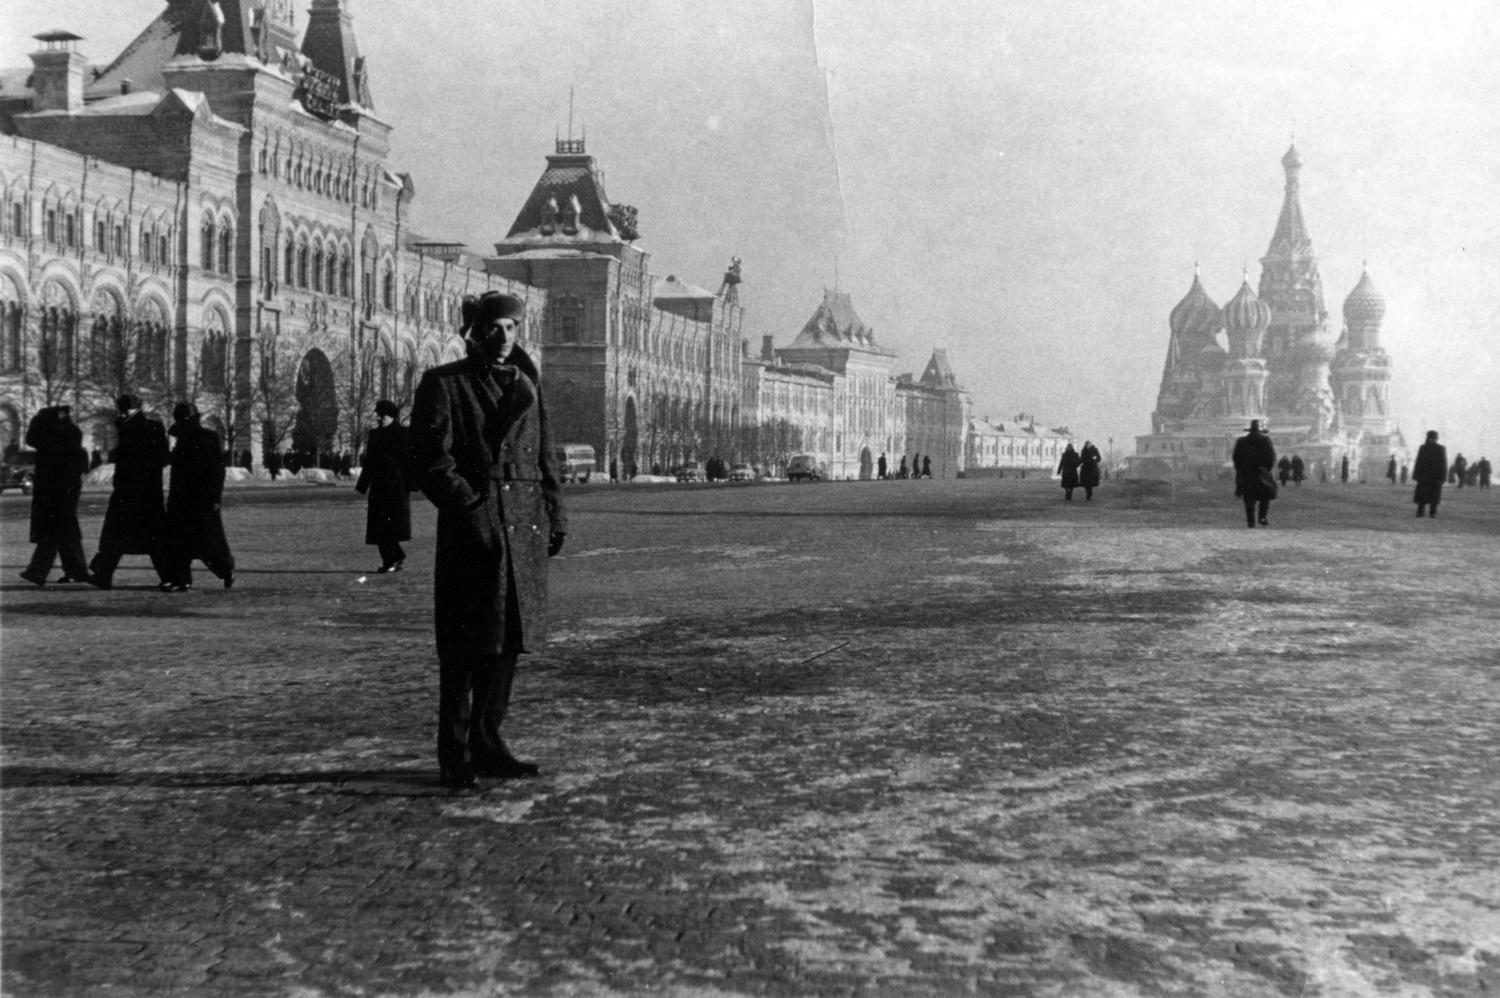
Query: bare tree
253 332 301 464
339 341 382 463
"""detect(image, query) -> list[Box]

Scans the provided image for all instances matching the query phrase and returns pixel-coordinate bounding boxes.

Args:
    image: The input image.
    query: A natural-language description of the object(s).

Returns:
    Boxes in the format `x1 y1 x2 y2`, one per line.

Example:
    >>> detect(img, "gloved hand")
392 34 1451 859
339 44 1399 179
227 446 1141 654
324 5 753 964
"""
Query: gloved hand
548 531 565 557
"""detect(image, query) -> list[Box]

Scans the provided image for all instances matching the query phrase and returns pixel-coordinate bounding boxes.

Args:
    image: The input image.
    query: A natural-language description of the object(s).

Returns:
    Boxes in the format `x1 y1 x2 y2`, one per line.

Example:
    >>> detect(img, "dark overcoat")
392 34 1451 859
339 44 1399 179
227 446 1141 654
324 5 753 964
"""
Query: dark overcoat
26 409 88 544
166 421 231 559
1057 447 1081 489
1232 430 1277 501
1079 444 1102 488
1412 441 1447 505
355 423 413 544
99 412 169 554
410 344 566 660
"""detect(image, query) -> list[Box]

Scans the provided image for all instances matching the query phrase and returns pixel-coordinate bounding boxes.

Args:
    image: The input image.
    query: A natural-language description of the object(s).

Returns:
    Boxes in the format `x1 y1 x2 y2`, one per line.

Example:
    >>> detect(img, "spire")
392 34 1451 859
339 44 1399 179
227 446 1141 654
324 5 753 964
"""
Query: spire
301 0 373 111
1267 142 1311 258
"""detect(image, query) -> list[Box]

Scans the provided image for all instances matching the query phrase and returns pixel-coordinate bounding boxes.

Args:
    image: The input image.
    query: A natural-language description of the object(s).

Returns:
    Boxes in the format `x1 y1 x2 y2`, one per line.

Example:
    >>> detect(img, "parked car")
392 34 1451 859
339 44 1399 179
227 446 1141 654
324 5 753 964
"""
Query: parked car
785 454 823 483
0 450 36 495
551 443 597 483
675 462 705 482
728 463 756 482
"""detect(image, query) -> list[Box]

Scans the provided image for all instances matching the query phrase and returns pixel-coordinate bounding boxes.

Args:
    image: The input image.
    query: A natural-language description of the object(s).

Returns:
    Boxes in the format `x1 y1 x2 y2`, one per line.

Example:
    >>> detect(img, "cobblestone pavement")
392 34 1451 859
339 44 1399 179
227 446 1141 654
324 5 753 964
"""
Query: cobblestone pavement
3 477 1499 997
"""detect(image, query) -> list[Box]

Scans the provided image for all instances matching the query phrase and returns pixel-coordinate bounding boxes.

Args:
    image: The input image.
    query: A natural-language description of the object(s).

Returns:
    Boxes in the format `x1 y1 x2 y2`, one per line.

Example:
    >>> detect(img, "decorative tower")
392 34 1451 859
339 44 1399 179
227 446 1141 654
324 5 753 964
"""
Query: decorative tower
1332 266 1398 466
1220 276 1271 423
1258 143 1333 425
1153 268 1222 430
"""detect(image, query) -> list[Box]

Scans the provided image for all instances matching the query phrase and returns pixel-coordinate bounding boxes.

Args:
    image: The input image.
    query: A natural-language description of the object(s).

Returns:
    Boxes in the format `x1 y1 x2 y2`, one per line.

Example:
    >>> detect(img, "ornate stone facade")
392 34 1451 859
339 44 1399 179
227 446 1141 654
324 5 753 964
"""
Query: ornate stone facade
1134 146 1405 480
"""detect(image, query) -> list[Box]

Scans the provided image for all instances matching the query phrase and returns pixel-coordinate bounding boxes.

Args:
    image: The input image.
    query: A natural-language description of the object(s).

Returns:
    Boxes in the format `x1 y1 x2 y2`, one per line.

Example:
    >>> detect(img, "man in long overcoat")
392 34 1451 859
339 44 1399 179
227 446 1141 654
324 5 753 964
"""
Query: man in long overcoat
89 393 170 589
1079 440 1102 500
19 406 93 586
1412 430 1447 518
411 291 567 790
355 399 413 572
1232 419 1277 528
1057 443 1081 500
160 403 235 591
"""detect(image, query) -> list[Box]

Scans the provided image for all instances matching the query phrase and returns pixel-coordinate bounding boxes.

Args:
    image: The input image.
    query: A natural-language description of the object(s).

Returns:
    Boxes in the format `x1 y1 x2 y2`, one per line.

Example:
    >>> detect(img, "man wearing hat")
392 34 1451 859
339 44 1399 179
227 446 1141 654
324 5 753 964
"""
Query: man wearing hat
1412 430 1447 518
88 393 170 589
1231 418 1277 528
355 399 414 572
160 402 236 591
410 290 567 789
18 405 93 586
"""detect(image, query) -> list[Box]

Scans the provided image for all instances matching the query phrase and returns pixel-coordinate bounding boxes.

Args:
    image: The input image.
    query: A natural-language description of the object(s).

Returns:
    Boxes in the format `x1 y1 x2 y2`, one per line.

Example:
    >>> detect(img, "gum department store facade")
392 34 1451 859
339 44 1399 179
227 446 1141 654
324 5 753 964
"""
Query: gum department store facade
0 1 1089 482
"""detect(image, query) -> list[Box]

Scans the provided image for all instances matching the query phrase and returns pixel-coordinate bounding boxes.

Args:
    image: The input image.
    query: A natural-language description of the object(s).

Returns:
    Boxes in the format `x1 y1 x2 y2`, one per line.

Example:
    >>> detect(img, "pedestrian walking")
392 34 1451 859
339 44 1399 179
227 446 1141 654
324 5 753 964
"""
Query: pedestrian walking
160 403 235 591
1277 456 1291 487
1400 462 1408 485
1413 430 1447 518
1451 453 1468 489
1079 440 1102 500
1057 443 1081 500
910 453 921 480
355 399 414 573
1478 456 1492 489
1386 455 1398 486
609 457 618 483
410 291 567 790
877 453 887 480
1232 419 1277 528
88 393 169 589
18 406 93 586
1340 454 1350 484
921 455 932 479
1290 454 1305 486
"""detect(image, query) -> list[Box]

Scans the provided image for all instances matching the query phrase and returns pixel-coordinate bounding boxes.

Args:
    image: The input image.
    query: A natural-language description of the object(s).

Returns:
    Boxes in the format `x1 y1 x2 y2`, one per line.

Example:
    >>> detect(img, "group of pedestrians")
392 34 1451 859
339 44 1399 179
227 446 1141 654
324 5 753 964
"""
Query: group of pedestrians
1056 441 1102 501
19 394 234 592
876 453 932 480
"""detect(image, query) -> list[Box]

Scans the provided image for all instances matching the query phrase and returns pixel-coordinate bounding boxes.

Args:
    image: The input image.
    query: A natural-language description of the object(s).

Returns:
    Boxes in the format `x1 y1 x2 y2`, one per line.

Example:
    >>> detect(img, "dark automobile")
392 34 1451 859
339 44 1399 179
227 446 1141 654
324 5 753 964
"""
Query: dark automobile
0 450 36 495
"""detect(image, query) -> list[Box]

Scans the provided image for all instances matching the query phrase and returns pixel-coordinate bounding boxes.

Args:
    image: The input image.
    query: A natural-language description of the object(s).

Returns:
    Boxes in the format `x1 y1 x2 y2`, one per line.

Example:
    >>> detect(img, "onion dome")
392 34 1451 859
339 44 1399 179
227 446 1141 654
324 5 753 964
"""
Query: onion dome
1282 143 1302 171
1342 266 1386 328
1169 270 1221 339
1221 277 1271 359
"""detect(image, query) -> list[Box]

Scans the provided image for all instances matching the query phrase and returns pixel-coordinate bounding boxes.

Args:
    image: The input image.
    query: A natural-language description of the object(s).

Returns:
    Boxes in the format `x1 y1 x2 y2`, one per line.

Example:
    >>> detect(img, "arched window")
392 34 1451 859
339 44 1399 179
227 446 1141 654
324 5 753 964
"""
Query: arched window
555 294 583 343
201 310 228 392
113 224 123 256
381 264 394 310
1 276 26 372
311 243 324 292
327 252 338 296
141 227 153 263
95 219 107 252
45 207 57 243
160 232 170 264
201 215 216 270
339 252 351 298
284 239 295 284
297 239 309 287
219 222 233 274
64 211 77 247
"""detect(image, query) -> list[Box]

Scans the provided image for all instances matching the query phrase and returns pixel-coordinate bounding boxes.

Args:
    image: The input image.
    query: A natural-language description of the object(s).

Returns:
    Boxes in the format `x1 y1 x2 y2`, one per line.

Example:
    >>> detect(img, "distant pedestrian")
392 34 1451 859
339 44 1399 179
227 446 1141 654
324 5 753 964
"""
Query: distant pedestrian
355 399 414 573
160 403 235 591
911 453 921 480
897 455 908 479
877 453 887 480
266 450 282 480
1340 454 1350 484
1451 453 1468 489
89 448 103 471
1057 443 1081 500
921 455 932 479
1478 456 1492 489
1079 440 1102 500
411 291 567 790
1232 419 1277 528
1289 454 1305 486
1400 462 1408 485
1277 456 1291 487
1412 430 1447 518
1387 455 1398 486
88 393 169 589
18 406 93 587
609 457 618 483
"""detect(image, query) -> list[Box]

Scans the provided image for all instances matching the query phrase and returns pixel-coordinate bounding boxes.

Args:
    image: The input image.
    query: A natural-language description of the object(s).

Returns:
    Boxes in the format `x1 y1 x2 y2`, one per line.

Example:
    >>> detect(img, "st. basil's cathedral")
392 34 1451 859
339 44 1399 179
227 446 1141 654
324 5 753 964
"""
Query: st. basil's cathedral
1134 145 1405 481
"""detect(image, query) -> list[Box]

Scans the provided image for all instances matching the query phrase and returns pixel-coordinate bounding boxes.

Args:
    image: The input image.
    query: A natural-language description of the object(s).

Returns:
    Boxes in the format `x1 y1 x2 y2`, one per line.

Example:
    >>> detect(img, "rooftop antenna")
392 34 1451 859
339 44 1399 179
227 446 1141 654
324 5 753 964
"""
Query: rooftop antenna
568 86 575 141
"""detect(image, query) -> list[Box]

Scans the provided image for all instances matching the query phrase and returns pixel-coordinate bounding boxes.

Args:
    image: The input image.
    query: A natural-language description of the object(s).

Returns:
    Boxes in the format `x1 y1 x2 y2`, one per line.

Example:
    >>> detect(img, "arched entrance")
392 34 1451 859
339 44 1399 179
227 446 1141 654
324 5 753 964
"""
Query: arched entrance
859 446 873 480
621 396 639 478
292 348 338 461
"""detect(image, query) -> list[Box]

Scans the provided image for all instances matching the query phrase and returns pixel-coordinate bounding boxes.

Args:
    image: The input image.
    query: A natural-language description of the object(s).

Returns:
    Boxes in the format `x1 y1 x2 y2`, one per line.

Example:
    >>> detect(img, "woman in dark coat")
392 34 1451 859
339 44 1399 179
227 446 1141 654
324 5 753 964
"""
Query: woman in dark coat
160 403 235 591
89 393 170 588
411 291 567 789
355 399 413 572
19 406 93 586
1079 440 1102 500
1412 430 1447 518
1057 443 1081 500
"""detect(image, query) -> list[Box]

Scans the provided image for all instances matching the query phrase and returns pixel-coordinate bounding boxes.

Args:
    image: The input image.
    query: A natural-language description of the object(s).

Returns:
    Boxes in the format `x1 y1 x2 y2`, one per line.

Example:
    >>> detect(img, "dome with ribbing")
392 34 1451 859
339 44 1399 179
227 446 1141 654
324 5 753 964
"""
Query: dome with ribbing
1169 273 1221 339
1342 268 1386 327
1222 278 1271 359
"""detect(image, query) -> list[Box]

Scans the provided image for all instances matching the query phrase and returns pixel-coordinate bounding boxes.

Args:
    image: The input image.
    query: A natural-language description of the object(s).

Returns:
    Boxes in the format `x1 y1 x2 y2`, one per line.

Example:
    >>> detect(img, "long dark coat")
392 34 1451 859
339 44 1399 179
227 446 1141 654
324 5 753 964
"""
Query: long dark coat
26 408 88 544
355 422 413 544
99 412 168 554
1057 447 1081 489
1079 443 1102 488
411 344 566 660
1232 430 1277 501
166 420 231 561
1412 441 1447 505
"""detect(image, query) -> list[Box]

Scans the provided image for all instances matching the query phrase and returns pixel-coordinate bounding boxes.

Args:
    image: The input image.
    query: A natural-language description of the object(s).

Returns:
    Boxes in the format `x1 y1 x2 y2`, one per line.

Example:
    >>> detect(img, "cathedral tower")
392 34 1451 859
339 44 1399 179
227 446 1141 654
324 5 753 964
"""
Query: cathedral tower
1220 276 1271 422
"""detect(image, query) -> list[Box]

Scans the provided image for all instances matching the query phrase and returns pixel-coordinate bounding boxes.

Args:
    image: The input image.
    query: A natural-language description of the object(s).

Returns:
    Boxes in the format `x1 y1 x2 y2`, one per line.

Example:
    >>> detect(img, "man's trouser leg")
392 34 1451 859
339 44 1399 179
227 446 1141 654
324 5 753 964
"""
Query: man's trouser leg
437 658 474 773
470 653 518 762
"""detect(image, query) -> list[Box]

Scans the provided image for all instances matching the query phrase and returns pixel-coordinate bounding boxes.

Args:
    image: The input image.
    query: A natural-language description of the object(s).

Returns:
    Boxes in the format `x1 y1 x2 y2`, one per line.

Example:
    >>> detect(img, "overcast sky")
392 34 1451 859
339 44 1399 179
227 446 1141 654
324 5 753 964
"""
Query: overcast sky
4 1 1497 457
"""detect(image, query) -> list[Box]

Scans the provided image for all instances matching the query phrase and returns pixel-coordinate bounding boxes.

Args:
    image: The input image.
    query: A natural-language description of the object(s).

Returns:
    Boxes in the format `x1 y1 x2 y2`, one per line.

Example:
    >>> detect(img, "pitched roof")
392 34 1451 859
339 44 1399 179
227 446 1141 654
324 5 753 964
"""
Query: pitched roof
1266 143 1313 259
501 144 622 244
920 349 959 388
790 288 877 348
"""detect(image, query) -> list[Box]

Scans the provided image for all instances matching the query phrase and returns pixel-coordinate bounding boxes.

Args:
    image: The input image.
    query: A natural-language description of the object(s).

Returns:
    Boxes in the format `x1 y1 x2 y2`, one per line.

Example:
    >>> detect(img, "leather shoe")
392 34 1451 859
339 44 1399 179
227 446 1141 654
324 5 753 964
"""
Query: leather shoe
223 573 234 590
89 574 112 590
472 749 540 779
18 570 46 587
438 765 478 790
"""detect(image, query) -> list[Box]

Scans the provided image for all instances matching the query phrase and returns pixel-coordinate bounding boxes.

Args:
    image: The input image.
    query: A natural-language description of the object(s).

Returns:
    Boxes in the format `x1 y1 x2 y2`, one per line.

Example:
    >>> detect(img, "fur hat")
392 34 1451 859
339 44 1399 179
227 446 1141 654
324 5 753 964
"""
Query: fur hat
172 402 196 423
460 291 525 333
374 399 400 418
116 393 142 413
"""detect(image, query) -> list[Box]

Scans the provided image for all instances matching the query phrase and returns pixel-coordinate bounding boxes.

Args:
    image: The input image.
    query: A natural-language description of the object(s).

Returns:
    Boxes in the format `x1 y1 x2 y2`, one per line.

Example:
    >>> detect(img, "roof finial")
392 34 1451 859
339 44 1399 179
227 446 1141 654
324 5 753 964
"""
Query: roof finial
1193 260 1200 277
568 86 575 141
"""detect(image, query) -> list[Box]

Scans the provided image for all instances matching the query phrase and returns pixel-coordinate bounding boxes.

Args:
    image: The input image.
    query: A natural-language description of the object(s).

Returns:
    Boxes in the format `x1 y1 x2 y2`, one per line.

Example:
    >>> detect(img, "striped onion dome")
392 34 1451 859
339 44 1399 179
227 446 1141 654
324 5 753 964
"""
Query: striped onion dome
1169 271 1221 339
